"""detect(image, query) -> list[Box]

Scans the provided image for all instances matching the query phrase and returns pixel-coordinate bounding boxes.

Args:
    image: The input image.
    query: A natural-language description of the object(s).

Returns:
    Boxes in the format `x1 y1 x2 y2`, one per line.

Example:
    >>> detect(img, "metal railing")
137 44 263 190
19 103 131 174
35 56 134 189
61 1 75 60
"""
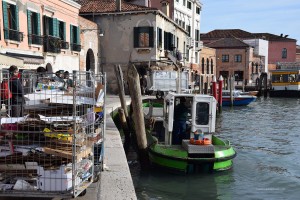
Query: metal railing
71 43 81 52
3 29 23 42
28 34 43 45
43 35 61 53
61 41 69 49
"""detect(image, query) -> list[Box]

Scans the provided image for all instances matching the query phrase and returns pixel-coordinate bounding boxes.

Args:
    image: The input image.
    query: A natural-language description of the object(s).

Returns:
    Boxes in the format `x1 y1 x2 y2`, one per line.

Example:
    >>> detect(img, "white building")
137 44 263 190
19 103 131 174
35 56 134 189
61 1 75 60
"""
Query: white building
173 0 203 66
125 0 203 69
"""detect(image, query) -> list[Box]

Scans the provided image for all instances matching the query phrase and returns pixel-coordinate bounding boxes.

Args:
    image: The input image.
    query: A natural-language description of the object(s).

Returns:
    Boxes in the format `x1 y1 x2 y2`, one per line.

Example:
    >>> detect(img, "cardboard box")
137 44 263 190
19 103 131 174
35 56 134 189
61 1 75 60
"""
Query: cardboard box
25 162 81 191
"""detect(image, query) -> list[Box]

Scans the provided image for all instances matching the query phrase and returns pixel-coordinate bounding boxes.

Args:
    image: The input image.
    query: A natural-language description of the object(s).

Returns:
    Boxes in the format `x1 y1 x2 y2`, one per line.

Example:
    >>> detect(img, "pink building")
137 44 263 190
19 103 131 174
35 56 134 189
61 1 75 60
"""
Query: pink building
0 0 84 72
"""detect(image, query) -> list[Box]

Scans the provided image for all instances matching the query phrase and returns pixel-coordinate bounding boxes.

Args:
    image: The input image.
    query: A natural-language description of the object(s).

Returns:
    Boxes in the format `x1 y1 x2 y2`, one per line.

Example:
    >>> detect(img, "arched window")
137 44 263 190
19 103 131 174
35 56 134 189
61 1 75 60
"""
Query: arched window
201 58 205 74
210 59 213 74
282 48 287 59
206 58 209 74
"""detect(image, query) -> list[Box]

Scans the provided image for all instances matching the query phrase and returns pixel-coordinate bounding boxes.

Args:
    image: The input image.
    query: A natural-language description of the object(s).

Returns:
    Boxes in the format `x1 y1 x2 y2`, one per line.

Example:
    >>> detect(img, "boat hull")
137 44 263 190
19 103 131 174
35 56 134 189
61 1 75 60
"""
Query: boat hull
222 97 256 106
148 136 236 174
269 90 300 97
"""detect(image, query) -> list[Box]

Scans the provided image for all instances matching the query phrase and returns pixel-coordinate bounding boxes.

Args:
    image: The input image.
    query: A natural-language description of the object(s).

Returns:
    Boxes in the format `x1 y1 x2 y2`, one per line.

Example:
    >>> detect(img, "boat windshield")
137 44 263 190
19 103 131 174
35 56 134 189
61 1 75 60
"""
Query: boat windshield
195 102 209 125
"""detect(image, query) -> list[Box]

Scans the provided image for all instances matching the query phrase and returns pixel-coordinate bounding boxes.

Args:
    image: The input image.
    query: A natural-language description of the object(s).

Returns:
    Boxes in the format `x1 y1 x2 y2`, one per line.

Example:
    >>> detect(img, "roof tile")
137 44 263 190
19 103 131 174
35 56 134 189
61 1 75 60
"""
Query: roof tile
78 0 155 13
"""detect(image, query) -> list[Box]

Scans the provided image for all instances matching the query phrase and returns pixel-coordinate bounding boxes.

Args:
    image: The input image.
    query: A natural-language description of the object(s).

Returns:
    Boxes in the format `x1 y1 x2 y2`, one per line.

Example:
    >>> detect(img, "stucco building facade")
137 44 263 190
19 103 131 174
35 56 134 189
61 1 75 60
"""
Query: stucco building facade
79 0 188 93
0 0 82 73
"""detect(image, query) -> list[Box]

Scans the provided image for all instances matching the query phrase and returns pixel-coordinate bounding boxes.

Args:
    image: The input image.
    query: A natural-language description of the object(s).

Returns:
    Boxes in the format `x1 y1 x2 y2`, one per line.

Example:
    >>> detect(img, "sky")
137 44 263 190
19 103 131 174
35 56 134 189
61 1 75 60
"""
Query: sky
200 0 300 44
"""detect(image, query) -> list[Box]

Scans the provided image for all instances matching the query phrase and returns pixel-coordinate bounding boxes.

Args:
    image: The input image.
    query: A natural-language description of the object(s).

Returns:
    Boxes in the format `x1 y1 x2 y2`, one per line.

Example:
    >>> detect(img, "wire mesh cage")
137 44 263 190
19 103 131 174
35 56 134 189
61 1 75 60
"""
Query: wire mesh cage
0 70 106 198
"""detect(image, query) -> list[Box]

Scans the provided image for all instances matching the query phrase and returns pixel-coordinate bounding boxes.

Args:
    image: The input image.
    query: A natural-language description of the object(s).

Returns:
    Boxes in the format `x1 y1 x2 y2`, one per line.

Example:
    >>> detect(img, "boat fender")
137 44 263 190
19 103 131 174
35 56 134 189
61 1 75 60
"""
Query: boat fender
189 138 211 145
203 138 212 145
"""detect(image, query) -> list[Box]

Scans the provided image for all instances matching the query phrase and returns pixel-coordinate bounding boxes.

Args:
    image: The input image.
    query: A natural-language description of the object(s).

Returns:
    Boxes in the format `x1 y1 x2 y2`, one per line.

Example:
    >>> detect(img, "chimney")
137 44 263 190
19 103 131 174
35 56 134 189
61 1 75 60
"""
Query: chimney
161 0 169 17
116 0 121 11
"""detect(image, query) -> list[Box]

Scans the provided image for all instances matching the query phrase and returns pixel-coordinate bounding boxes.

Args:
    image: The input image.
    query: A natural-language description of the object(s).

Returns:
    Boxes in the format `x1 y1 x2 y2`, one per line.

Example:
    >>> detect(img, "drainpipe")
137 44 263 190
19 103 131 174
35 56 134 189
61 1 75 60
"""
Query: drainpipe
116 0 121 11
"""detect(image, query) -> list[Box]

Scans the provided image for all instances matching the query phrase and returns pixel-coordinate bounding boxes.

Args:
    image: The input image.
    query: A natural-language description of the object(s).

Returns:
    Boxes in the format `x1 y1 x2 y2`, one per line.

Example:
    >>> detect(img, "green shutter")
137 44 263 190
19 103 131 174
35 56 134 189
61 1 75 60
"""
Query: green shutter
49 17 53 35
15 5 19 31
149 27 154 48
70 25 73 50
2 1 8 39
27 10 32 44
168 32 172 51
76 26 80 44
164 31 167 50
70 25 73 43
63 22 66 41
53 18 58 37
37 13 41 36
134 27 139 48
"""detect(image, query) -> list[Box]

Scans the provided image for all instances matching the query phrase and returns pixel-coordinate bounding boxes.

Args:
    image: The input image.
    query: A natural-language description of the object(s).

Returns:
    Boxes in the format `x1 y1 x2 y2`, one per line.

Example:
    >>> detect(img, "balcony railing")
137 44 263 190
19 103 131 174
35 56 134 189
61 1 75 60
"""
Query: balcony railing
3 29 23 42
28 34 43 45
71 43 81 52
43 35 61 53
61 41 69 49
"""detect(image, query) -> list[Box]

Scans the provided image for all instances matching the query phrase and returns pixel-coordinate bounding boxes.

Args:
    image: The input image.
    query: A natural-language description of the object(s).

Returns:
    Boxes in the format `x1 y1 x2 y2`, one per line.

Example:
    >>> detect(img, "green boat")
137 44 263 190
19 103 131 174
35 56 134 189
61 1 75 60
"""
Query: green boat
144 93 236 174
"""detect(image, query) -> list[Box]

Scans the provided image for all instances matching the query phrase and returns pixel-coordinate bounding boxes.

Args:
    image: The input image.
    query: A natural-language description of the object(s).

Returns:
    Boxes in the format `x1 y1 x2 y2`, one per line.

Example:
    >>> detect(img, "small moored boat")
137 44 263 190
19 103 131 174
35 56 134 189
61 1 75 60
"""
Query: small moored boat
222 90 257 106
144 93 236 174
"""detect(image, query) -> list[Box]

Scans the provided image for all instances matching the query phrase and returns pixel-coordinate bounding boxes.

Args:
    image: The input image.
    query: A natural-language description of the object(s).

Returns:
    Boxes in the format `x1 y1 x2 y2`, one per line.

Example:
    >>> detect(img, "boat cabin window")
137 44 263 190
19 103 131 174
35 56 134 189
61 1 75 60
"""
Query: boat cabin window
288 74 296 82
272 74 288 83
196 102 209 125
164 100 169 123
173 97 192 121
223 92 229 96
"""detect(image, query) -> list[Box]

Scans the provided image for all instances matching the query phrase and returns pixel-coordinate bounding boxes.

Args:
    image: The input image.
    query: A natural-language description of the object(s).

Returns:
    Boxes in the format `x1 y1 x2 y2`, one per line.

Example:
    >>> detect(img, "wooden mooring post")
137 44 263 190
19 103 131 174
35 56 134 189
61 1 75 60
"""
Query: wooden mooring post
114 65 128 117
127 63 149 167
229 75 234 107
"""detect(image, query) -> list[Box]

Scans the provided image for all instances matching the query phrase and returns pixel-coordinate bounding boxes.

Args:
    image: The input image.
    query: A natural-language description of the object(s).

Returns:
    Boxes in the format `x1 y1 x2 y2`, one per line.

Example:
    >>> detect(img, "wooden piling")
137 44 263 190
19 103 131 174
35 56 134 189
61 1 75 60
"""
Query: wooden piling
229 75 234 107
114 65 128 118
263 73 268 97
127 63 149 167
204 82 208 94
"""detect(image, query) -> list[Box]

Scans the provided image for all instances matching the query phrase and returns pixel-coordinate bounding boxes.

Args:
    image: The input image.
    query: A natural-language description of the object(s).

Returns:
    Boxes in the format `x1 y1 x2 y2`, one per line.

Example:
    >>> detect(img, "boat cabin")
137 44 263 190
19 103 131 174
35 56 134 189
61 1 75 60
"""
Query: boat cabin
270 69 300 90
163 93 216 145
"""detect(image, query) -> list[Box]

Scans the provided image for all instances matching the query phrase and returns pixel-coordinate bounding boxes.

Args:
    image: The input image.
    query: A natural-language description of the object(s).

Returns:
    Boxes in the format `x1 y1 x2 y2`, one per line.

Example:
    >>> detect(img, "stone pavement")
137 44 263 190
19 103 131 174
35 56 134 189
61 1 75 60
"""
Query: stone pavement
0 95 136 200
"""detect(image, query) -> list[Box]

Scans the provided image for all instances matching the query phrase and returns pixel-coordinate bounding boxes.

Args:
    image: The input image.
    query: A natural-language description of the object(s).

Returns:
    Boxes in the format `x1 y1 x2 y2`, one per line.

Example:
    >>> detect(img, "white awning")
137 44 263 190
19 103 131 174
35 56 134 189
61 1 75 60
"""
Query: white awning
0 54 24 68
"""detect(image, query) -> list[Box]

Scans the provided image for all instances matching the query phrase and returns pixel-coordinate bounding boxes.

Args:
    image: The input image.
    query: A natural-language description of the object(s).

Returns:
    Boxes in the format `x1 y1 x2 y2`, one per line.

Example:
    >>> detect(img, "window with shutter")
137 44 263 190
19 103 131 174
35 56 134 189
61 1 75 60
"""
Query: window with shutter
133 27 154 48
282 48 287 59
3 2 21 41
58 21 65 41
27 10 32 44
157 27 162 49
28 11 42 45
70 25 81 51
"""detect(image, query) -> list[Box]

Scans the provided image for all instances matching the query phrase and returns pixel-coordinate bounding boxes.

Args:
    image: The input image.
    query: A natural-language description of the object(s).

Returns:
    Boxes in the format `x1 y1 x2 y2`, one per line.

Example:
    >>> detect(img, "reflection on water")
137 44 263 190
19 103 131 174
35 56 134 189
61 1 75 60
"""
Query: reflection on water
129 97 300 200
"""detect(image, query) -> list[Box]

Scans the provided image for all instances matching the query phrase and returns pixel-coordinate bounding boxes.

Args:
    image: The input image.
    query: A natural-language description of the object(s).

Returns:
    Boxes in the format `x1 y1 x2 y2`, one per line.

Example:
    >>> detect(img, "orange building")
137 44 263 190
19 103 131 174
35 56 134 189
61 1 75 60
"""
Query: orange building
0 0 83 72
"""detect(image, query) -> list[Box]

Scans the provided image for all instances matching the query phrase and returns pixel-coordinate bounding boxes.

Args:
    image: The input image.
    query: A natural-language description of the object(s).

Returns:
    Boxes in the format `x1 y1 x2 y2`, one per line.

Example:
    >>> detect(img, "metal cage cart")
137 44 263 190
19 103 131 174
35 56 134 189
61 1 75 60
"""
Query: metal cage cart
0 70 106 199
147 70 190 99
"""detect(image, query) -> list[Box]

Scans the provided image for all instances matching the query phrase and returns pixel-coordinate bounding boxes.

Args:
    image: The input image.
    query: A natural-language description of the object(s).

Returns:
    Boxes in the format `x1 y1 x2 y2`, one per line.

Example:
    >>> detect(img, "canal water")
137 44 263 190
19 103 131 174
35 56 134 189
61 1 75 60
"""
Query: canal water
128 97 300 200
